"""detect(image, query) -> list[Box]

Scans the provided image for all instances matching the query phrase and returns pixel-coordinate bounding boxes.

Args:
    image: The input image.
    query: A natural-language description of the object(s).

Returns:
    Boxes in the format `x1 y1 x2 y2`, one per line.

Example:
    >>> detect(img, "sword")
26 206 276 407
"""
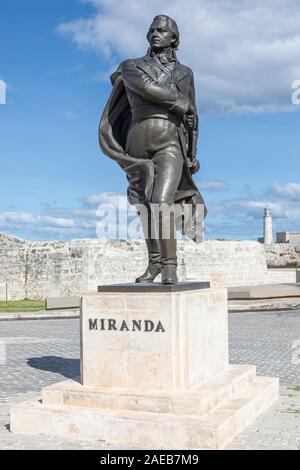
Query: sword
186 112 200 174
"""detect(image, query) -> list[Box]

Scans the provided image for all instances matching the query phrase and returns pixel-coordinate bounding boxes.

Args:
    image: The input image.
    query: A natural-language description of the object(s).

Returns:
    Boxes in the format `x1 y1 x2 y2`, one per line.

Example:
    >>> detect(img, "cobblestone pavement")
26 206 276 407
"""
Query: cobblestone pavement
0 311 299 450
229 310 300 385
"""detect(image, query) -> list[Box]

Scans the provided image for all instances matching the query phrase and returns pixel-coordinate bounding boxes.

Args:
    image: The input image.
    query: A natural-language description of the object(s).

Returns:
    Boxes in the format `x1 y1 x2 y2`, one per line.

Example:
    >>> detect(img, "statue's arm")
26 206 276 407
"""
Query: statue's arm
120 59 189 116
188 72 198 129
187 72 200 172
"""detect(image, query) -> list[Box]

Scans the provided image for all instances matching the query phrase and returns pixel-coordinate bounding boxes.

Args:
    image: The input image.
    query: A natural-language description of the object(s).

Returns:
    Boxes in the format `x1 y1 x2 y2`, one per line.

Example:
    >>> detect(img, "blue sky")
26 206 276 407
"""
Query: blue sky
0 0 300 241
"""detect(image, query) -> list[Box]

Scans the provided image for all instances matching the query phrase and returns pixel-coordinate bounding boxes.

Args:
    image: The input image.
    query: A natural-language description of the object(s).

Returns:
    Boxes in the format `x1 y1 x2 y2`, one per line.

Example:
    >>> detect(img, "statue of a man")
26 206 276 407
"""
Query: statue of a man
99 15 206 285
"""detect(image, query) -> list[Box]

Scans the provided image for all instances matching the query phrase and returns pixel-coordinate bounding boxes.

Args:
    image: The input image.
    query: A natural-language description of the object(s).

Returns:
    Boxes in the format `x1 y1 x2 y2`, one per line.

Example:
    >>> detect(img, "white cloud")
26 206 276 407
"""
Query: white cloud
0 193 137 241
56 0 300 115
0 80 6 105
1 182 300 241
64 111 78 120
209 182 300 228
0 212 76 228
269 182 300 200
84 192 124 206
198 180 228 192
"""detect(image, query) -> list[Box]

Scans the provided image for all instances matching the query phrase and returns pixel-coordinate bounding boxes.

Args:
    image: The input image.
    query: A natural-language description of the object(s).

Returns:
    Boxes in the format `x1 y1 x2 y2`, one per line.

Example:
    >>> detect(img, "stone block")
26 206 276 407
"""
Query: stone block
228 283 300 300
45 296 81 310
81 288 228 391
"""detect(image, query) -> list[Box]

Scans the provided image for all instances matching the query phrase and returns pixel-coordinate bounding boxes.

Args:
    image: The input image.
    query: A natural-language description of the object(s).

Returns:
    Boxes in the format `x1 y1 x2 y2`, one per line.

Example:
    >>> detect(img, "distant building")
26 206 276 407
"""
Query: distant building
276 232 300 245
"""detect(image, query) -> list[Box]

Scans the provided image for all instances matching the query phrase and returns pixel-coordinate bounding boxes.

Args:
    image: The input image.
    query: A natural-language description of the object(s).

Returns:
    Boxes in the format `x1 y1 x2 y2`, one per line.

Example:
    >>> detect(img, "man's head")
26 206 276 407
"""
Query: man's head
147 15 180 51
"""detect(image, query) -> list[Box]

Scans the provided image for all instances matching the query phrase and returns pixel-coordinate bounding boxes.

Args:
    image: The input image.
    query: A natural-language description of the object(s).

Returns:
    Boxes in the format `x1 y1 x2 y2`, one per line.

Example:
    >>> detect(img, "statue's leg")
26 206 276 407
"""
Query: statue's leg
125 121 161 283
151 144 183 285
125 119 183 284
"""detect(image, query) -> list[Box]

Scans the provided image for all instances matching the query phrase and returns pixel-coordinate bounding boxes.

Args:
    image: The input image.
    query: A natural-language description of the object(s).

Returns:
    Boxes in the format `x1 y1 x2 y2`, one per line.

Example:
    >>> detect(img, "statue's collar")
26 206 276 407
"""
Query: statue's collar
139 55 188 84
146 47 177 64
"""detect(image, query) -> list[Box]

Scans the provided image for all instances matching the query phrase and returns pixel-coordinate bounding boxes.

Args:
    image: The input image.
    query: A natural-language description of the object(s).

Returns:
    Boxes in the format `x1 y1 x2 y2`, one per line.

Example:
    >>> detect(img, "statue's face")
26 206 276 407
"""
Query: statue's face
148 18 174 51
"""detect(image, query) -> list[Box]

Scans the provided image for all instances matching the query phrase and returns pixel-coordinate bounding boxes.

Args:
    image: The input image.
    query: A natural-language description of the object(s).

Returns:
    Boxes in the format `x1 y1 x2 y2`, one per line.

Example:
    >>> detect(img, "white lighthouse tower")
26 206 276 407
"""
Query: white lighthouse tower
263 206 273 245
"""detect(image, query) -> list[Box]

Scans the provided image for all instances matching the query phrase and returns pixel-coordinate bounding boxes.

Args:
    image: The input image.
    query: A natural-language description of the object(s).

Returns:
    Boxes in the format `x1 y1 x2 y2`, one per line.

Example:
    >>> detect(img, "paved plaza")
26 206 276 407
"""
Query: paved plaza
0 311 299 450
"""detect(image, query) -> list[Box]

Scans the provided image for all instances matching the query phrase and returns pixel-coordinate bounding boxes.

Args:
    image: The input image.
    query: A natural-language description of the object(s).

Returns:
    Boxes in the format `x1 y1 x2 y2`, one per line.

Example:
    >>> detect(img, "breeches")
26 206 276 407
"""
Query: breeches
125 118 183 204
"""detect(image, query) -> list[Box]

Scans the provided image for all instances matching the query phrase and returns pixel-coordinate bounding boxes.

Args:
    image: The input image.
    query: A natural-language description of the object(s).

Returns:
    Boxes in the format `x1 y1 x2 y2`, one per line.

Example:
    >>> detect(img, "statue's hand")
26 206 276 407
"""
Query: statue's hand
185 104 197 130
189 159 200 174
186 112 196 129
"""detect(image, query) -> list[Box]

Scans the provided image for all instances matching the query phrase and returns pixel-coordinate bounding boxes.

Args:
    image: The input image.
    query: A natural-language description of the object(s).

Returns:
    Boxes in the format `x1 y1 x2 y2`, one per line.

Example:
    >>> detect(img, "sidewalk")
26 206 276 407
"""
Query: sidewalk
0 310 79 321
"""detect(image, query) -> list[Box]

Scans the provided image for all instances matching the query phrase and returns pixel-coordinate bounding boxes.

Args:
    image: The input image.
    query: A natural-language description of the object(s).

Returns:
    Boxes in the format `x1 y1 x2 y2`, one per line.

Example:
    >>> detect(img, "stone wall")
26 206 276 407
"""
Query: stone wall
25 240 90 300
0 233 27 300
276 232 300 245
181 240 269 286
265 268 297 284
0 233 297 300
265 244 300 268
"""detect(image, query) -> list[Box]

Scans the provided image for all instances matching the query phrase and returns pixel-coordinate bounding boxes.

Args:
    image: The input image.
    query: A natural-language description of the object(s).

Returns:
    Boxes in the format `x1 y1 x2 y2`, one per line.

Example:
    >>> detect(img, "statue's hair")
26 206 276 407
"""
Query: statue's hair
147 15 180 50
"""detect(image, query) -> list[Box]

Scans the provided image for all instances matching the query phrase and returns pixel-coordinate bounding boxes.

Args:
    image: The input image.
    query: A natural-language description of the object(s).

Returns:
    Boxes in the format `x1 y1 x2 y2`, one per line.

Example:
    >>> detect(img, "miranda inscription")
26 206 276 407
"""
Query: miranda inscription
88 318 166 333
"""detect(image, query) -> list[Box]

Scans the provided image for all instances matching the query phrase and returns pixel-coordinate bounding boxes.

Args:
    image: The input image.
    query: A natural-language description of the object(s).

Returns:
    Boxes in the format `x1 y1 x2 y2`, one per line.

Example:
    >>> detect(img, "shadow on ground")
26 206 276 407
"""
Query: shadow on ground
27 356 80 380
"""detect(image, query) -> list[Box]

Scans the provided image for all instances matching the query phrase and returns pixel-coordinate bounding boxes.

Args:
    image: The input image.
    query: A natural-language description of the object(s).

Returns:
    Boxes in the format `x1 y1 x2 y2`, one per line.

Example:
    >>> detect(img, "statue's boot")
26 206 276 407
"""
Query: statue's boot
157 207 178 285
135 237 161 283
159 237 178 285
135 205 161 283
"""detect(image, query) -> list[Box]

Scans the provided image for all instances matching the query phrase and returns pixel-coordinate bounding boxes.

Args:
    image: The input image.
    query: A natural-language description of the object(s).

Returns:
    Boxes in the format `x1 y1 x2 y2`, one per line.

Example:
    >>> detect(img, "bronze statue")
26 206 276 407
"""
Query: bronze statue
99 15 206 285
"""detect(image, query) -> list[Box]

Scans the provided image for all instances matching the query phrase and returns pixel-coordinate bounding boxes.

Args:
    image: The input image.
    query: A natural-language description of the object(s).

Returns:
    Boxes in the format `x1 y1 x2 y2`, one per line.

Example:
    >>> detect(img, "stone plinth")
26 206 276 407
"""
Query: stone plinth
81 284 227 391
10 285 279 449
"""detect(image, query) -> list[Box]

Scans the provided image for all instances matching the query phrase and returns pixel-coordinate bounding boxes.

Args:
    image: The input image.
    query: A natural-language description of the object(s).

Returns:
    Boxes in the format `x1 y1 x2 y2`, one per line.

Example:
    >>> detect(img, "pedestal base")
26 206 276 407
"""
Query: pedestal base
10 286 279 449
10 364 278 449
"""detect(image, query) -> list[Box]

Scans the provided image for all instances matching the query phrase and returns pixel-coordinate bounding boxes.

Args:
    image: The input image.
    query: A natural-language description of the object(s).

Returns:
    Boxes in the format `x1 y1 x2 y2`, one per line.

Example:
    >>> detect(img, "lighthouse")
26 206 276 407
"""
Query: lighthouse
264 206 273 245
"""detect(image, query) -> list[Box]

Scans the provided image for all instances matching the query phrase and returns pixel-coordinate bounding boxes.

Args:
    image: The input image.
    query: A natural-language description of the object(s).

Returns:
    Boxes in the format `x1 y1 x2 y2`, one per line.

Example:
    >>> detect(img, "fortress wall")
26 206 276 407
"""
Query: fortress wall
0 233 296 300
182 240 269 287
265 244 300 268
0 233 28 300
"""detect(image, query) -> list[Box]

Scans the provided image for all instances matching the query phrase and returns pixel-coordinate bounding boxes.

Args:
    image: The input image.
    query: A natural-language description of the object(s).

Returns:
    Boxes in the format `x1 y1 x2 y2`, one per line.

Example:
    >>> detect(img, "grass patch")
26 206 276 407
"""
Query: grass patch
288 386 300 393
0 299 45 313
286 406 300 414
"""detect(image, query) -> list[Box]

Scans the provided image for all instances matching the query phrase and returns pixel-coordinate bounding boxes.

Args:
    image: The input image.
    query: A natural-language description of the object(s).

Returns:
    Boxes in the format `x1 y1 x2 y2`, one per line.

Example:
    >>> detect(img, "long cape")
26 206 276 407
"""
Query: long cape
99 68 207 242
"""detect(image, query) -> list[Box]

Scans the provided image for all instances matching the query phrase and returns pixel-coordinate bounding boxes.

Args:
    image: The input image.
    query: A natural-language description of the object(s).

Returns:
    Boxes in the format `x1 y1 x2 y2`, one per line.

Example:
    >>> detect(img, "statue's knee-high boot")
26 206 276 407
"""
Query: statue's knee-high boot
135 207 161 283
158 239 178 284
157 207 178 285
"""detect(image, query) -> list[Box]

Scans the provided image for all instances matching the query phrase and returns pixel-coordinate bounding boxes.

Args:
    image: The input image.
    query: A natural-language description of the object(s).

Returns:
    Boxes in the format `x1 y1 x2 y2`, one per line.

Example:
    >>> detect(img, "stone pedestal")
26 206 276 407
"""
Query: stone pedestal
10 285 279 449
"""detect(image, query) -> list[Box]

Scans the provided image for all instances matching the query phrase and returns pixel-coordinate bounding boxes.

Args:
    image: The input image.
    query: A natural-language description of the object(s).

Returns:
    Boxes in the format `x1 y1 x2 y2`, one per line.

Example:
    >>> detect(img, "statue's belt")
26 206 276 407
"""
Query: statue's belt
131 107 182 127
